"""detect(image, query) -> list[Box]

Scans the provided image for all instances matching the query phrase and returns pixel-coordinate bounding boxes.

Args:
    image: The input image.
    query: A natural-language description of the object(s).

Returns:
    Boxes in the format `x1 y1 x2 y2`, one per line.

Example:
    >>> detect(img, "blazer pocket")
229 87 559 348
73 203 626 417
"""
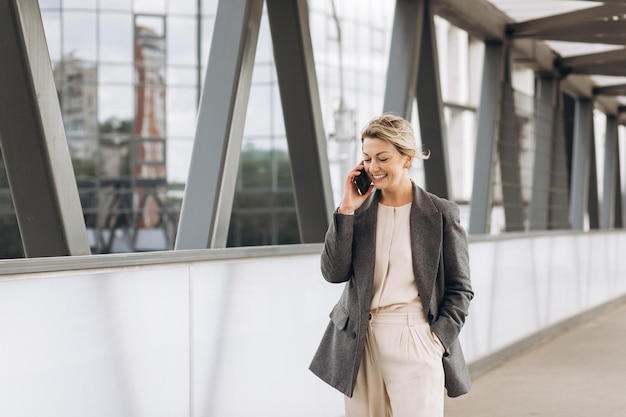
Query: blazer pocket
329 303 349 330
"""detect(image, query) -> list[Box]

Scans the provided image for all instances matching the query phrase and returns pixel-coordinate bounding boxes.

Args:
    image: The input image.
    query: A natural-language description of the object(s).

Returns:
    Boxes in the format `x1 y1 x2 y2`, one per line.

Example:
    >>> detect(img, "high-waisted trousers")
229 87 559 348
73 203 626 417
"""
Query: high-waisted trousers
344 311 445 417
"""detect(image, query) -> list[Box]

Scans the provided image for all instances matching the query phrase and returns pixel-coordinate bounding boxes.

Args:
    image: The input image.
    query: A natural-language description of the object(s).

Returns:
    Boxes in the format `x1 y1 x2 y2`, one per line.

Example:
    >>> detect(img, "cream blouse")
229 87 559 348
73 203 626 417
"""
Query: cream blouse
370 202 422 312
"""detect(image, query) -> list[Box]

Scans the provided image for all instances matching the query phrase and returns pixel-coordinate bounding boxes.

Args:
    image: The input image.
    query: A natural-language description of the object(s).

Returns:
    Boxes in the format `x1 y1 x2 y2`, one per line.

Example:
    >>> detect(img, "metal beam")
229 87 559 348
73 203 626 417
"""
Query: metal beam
383 0 424 118
529 76 556 230
0 0 90 257
548 98 571 230
569 98 593 230
266 0 333 243
559 48 626 68
497 56 525 232
594 84 626 96
587 119 600 229
175 0 263 249
416 0 450 199
469 41 505 234
602 115 619 228
507 4 626 38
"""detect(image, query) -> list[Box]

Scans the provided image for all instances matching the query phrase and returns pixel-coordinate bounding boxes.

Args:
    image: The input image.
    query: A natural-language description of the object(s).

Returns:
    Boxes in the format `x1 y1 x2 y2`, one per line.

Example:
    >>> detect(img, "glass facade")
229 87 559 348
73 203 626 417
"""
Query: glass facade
6 0 610 257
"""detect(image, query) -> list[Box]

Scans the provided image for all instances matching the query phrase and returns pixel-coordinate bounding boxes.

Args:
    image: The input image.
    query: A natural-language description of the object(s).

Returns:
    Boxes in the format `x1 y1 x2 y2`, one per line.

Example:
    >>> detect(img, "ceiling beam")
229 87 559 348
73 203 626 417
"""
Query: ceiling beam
506 4 626 38
433 0 623 114
594 84 626 96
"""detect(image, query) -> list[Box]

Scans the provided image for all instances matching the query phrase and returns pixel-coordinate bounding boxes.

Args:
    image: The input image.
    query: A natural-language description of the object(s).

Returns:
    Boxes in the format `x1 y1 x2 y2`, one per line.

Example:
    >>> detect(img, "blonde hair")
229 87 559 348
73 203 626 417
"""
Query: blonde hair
360 113 430 162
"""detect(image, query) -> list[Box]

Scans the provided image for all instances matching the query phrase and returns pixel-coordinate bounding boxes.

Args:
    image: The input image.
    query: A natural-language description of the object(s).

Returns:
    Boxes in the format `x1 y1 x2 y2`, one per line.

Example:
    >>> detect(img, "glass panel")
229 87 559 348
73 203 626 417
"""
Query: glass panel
255 14 272 64
244 85 271 137
98 64 133 84
229 212 272 246
100 13 133 63
39 0 60 8
200 17 215 67
167 87 197 138
239 142 272 188
98 85 134 126
54 57 98 160
41 11 61 62
135 15 166 139
98 123 132 178
64 0 95 8
63 12 97 61
201 0 219 16
276 212 299 244
70 136 99 175
100 0 131 11
133 0 165 14
166 138 193 184
167 0 197 15
135 15 165 37
167 17 197 65
167 66 199 87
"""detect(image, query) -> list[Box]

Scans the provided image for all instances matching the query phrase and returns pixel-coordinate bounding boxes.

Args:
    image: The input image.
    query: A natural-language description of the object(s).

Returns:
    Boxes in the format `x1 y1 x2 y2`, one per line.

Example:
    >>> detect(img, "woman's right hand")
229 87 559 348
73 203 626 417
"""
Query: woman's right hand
338 162 373 214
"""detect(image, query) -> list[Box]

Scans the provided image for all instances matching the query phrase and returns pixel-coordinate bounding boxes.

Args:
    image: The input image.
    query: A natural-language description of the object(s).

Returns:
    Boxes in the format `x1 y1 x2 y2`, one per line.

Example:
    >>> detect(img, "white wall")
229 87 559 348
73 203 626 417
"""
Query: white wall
1 231 626 416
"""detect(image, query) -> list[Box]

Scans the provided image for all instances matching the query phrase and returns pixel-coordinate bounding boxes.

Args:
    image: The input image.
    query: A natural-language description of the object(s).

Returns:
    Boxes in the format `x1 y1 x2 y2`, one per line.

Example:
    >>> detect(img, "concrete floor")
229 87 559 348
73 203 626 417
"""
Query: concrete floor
445 301 626 417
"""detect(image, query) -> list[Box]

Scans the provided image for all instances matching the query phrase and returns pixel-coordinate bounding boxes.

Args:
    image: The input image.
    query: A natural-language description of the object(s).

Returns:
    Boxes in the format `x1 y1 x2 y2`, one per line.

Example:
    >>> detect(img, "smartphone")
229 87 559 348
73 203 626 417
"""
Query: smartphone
354 168 372 195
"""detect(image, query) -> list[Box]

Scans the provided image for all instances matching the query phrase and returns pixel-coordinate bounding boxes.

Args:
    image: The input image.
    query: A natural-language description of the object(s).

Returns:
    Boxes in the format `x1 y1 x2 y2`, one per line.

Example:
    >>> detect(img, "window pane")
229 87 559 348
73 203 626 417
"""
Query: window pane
167 87 197 138
201 0 219 16
134 0 165 14
98 85 133 125
167 0 197 15
64 0 95 8
100 0 131 11
100 13 133 63
41 11 61 62
200 17 215 66
168 17 197 65
277 212 299 244
167 66 199 87
239 144 271 188
135 15 165 37
39 0 60 8
63 12 97 61
166 138 193 184
244 85 271 137
99 64 133 84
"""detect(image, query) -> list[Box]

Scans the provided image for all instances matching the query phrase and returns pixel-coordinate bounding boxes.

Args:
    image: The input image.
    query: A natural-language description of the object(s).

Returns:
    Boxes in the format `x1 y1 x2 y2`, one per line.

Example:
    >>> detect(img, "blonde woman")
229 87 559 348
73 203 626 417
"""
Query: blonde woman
310 113 473 417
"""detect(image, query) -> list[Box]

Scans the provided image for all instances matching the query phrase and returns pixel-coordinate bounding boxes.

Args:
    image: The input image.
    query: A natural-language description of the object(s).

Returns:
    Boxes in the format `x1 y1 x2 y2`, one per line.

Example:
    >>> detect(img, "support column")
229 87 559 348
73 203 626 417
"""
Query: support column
383 0 423 118
497 56 525 231
266 0 333 242
602 115 619 228
383 0 450 198
468 41 504 234
548 99 571 229
416 0 451 199
0 0 90 256
588 114 600 229
175 0 264 249
569 98 593 230
529 76 556 230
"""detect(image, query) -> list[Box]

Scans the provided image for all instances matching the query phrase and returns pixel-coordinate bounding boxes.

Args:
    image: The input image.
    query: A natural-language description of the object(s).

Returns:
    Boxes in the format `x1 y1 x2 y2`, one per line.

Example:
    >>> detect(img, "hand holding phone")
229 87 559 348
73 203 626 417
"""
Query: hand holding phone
354 168 372 195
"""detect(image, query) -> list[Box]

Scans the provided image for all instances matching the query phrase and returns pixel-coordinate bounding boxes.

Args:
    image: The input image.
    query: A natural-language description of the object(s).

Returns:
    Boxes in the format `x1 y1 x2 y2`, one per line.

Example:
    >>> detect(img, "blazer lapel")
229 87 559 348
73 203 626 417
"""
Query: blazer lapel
409 184 442 314
353 190 379 306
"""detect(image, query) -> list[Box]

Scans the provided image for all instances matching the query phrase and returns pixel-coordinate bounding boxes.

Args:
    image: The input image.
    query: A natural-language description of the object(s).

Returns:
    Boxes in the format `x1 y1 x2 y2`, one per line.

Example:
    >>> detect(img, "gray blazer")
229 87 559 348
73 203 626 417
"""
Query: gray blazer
309 183 474 398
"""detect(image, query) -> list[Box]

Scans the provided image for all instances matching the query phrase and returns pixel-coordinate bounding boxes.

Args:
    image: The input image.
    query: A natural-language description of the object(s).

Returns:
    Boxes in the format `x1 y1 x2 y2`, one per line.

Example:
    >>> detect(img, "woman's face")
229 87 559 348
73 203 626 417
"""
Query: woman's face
362 137 411 193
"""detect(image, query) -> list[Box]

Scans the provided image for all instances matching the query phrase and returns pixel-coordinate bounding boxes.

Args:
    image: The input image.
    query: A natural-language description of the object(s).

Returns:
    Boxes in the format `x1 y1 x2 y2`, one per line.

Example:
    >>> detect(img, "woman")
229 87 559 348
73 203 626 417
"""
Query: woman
310 113 473 417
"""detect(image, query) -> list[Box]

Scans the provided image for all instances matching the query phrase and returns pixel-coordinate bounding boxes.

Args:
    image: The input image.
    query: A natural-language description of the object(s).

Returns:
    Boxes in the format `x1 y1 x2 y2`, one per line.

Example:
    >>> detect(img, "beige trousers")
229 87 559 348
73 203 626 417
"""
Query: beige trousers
344 311 445 417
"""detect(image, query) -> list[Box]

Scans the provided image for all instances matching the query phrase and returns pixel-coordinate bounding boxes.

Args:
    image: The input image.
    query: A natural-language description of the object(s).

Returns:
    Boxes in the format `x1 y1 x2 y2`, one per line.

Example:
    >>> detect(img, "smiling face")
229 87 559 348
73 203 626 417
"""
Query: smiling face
362 137 412 194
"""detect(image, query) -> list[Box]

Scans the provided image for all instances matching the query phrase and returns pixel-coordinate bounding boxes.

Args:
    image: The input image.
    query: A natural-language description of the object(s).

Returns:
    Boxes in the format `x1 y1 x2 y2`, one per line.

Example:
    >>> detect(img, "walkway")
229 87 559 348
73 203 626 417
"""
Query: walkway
445 301 626 417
